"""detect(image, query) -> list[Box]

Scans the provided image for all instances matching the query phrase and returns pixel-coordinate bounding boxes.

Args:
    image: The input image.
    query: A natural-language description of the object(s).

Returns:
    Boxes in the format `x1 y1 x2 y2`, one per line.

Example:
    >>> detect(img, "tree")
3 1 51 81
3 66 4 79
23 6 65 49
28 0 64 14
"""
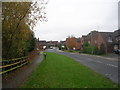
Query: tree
57 43 62 50
2 1 48 59
83 42 99 54
66 36 77 51
93 45 99 54
99 43 106 55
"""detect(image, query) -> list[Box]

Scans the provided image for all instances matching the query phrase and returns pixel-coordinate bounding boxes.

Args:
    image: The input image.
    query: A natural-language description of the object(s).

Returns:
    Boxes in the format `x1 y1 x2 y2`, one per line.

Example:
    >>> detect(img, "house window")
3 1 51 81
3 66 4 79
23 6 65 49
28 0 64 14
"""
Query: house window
108 36 112 42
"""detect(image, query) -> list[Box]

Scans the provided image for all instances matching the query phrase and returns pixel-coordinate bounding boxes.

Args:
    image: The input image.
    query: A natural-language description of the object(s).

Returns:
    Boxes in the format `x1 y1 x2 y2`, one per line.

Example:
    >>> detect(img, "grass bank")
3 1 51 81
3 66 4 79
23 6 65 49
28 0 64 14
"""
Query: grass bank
21 52 118 88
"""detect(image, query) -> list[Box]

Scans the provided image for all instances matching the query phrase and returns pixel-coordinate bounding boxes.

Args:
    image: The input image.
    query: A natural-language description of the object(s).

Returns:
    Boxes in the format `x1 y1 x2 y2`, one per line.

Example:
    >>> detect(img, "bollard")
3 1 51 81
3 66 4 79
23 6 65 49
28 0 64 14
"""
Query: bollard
43 53 46 60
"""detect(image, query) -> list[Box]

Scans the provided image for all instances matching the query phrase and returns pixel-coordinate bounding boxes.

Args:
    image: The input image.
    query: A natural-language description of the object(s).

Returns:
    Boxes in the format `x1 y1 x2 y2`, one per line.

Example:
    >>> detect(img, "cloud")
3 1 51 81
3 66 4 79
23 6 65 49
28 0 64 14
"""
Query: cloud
34 0 119 41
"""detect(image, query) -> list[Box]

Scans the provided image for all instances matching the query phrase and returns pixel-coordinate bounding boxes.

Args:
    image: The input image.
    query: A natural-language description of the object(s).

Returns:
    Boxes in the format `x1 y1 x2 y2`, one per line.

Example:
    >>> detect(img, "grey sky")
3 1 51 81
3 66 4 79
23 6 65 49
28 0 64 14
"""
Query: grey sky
34 0 119 41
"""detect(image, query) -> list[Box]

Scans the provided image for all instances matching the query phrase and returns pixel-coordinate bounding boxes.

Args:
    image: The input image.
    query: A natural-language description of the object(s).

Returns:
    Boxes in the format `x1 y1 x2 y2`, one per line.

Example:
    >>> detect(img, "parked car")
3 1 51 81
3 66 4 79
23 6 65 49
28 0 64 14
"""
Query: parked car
50 47 53 49
114 49 120 54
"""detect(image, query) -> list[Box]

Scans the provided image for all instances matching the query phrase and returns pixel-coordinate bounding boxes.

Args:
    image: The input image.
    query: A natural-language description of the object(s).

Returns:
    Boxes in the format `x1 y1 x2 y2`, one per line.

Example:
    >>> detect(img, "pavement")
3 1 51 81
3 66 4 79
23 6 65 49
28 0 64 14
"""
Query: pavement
2 52 44 88
46 49 119 84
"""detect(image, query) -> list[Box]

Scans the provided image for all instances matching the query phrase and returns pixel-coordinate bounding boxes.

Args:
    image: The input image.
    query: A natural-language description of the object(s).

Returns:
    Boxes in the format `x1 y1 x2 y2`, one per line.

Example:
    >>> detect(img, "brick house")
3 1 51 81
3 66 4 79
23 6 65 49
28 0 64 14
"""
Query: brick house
35 41 41 50
113 29 120 50
59 41 67 49
85 31 115 53
47 41 58 47
80 35 87 50
39 40 47 49
60 41 66 47
76 38 82 50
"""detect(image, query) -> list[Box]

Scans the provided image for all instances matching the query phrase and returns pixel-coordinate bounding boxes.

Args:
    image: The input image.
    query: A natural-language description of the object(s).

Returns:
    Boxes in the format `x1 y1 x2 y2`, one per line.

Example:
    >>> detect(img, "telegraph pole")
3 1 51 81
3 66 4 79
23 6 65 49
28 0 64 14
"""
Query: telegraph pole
91 31 93 54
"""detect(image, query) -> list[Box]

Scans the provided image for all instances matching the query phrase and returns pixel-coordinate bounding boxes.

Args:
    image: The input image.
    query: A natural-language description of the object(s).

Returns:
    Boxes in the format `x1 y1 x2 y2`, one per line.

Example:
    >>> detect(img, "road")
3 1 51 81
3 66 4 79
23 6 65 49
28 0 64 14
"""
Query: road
46 48 119 84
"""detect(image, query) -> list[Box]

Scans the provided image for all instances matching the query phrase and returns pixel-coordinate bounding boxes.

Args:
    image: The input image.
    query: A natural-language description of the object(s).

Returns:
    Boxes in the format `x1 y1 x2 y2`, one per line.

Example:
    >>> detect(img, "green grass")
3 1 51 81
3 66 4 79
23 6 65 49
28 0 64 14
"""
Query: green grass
21 52 118 88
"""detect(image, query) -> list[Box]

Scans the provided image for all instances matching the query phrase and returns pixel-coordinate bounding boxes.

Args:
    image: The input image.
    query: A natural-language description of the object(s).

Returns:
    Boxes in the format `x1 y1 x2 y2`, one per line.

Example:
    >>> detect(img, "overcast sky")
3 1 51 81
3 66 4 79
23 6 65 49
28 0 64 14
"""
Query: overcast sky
34 0 119 41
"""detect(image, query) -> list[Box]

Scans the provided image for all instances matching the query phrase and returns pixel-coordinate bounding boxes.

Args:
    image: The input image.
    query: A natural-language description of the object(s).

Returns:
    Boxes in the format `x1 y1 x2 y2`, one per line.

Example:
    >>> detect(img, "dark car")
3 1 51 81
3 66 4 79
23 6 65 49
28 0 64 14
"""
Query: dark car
114 49 120 54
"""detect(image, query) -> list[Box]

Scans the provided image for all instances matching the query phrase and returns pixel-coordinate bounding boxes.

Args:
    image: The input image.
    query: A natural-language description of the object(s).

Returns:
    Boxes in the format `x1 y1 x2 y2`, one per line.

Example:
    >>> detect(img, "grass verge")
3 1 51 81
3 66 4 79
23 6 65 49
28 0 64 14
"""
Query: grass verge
21 52 118 88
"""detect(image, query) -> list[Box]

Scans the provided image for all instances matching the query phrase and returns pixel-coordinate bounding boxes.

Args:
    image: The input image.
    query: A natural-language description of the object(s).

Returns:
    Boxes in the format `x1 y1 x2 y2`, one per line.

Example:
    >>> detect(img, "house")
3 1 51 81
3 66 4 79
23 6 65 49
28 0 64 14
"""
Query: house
80 35 87 50
39 40 47 49
60 41 66 47
58 41 66 50
113 29 120 50
46 41 59 48
35 41 41 50
84 31 115 53
76 38 82 50
60 41 66 46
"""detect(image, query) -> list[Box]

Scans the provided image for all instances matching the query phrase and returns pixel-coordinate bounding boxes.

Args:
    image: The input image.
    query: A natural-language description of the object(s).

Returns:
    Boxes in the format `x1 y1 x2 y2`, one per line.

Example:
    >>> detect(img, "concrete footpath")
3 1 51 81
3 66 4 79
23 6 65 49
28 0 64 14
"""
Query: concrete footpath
2 52 44 88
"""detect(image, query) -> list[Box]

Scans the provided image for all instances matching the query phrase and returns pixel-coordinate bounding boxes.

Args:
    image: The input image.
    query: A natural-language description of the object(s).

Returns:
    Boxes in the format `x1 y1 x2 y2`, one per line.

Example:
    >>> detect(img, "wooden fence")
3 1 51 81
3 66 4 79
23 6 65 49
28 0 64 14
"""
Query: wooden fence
0 56 29 74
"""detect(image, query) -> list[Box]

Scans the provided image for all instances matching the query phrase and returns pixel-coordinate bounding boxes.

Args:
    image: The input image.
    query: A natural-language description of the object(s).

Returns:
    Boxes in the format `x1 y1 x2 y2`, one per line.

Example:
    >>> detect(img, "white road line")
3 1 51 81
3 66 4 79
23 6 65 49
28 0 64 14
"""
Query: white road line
106 64 118 68
87 58 102 63
86 58 118 68
95 61 102 63
70 53 76 54
87 58 93 61
80 54 118 61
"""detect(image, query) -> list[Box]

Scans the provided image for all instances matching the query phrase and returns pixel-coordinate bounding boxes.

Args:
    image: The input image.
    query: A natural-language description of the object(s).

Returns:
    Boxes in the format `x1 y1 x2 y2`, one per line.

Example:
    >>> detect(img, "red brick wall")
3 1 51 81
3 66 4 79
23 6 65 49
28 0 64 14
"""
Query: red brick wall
90 33 114 53
91 33 107 53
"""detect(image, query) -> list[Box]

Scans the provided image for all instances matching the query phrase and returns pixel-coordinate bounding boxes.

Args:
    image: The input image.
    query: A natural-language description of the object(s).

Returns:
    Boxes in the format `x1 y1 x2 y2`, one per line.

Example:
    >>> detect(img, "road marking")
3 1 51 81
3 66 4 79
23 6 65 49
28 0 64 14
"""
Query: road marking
87 58 118 68
87 58 93 61
80 54 118 61
87 58 102 63
70 53 76 54
95 61 102 63
106 64 118 68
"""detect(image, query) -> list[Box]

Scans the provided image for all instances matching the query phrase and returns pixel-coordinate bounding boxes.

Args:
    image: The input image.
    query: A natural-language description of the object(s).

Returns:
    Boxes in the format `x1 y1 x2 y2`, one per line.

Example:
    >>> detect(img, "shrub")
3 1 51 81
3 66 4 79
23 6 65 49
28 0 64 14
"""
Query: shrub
93 45 99 55
83 42 100 55
98 43 106 55
83 42 92 54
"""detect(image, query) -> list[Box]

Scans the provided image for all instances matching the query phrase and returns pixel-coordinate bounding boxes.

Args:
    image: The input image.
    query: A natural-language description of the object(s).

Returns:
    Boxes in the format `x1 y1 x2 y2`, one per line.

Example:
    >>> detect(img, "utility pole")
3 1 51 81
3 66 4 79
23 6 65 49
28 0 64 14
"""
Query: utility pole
91 31 93 54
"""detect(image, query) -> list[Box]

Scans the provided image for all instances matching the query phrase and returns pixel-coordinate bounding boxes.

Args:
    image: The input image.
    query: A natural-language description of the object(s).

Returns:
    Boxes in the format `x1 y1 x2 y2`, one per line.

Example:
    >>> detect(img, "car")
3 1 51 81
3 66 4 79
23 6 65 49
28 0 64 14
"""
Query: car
50 47 53 49
114 49 120 54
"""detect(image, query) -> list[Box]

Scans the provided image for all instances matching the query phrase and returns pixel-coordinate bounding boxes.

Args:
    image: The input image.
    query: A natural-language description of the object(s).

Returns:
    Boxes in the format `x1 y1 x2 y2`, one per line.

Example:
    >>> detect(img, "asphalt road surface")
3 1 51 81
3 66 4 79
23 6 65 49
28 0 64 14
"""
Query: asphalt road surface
46 48 119 84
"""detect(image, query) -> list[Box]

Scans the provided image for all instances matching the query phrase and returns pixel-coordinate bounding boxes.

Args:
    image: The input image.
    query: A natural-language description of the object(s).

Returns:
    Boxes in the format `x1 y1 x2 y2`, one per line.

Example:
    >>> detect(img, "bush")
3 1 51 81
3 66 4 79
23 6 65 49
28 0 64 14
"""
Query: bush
93 45 99 55
83 42 100 55
97 43 106 55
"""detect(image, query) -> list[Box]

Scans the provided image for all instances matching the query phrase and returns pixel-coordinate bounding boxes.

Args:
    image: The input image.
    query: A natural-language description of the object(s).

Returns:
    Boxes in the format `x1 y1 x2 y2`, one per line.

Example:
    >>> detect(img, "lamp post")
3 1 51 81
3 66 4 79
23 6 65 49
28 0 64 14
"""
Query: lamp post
91 31 93 54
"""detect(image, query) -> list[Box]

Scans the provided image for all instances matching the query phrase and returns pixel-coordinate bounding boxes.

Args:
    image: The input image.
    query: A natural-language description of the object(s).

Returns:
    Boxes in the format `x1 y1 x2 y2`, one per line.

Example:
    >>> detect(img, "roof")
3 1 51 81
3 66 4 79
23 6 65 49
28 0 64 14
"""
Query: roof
39 40 46 43
114 29 120 37
76 38 81 42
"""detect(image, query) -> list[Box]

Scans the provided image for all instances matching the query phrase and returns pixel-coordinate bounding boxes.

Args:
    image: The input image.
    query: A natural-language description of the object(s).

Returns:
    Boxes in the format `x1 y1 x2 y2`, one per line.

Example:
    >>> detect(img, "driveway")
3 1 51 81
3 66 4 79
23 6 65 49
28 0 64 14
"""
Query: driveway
46 49 119 84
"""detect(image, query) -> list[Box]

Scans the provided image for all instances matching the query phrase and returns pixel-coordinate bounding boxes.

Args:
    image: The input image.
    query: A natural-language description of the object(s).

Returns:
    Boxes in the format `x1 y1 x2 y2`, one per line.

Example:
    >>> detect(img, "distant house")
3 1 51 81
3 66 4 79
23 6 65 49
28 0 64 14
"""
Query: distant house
51 41 58 47
47 41 58 47
83 31 115 53
76 38 82 50
60 41 66 47
35 41 41 50
80 35 87 50
39 40 47 49
113 29 120 50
